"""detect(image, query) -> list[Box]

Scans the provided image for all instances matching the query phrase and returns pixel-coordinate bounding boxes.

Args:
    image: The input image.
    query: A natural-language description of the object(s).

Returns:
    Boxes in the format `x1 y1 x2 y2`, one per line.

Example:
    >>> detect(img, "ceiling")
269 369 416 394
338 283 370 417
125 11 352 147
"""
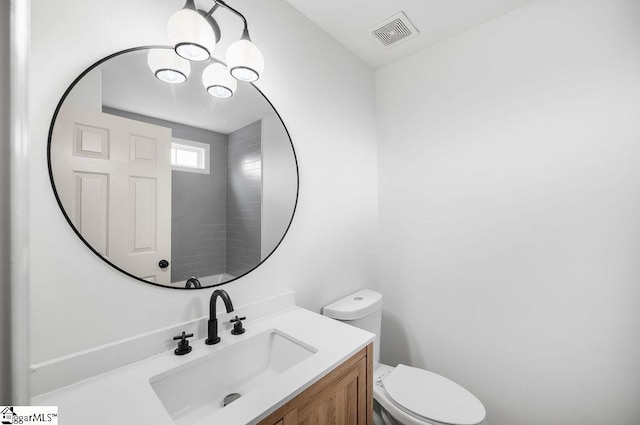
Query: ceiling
284 0 537 68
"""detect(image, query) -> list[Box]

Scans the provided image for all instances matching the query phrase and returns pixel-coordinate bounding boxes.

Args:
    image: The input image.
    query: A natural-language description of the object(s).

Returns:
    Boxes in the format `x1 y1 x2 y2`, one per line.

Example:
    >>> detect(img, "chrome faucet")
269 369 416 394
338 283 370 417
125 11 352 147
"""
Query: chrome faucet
205 289 234 345
185 276 202 289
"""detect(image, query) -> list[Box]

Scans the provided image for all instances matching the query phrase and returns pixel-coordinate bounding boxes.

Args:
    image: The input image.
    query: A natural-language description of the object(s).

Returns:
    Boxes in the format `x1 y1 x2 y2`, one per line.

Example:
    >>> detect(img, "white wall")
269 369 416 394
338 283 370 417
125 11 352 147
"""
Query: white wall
376 0 640 424
29 0 378 364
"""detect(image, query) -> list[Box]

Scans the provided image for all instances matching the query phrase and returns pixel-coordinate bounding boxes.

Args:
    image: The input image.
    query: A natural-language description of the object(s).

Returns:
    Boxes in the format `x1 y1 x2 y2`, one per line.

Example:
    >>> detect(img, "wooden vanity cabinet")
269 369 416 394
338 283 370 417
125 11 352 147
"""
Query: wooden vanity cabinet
258 344 373 425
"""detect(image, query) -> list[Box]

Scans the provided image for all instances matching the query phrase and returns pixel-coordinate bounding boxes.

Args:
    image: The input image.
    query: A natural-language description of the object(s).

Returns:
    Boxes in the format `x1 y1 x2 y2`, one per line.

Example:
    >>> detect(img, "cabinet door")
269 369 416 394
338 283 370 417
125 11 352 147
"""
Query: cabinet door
294 357 367 425
258 344 372 425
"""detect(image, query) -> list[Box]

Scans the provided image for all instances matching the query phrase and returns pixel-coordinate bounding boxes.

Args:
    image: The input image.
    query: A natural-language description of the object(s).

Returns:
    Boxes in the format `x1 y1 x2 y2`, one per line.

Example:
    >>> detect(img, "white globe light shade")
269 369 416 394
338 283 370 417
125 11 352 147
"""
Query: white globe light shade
226 39 264 82
202 63 237 99
167 8 216 62
147 49 191 84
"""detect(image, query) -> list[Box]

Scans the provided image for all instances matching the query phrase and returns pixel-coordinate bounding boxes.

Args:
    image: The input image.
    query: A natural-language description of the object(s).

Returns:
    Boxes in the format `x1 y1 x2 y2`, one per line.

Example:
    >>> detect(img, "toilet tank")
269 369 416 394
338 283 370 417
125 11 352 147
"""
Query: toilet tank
322 289 383 366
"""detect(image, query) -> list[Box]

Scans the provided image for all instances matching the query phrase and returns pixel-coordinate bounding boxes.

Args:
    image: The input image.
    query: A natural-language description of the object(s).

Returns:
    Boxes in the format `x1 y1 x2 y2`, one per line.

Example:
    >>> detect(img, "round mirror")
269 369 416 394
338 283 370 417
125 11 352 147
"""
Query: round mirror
48 47 298 289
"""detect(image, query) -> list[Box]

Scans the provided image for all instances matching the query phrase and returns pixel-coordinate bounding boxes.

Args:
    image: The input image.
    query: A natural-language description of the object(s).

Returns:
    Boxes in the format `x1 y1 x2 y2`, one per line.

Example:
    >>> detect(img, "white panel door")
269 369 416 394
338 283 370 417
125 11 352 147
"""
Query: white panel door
51 108 172 284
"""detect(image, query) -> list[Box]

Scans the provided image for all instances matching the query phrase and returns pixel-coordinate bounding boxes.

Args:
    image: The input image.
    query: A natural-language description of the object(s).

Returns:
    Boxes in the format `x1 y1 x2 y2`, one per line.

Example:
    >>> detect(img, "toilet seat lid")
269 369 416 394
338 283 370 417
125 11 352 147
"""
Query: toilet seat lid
382 364 486 425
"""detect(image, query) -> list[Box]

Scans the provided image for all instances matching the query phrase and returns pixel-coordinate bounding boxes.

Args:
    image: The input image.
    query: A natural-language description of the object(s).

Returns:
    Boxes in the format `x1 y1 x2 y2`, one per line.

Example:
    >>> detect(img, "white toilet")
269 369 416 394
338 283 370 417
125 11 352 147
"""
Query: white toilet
323 289 487 425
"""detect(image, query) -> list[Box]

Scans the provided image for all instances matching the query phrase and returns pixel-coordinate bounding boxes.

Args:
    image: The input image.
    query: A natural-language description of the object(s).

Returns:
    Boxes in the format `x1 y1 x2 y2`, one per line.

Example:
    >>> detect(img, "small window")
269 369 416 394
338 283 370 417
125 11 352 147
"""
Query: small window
171 138 210 174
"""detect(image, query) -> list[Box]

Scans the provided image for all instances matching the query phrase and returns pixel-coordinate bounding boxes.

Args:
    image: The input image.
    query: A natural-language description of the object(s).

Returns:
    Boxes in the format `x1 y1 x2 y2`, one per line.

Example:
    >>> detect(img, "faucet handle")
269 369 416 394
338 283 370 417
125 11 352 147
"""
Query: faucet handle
173 331 194 341
173 331 194 355
230 316 246 335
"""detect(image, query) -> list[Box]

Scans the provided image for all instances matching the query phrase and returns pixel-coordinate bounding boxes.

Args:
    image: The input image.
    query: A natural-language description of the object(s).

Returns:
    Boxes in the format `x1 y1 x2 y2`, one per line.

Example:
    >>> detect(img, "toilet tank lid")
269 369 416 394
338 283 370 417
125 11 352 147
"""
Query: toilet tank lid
322 289 383 320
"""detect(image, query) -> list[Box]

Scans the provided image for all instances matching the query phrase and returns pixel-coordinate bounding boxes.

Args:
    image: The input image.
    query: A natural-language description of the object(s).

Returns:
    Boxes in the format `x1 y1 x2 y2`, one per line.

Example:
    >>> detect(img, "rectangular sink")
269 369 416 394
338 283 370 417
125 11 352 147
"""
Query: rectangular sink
150 329 316 425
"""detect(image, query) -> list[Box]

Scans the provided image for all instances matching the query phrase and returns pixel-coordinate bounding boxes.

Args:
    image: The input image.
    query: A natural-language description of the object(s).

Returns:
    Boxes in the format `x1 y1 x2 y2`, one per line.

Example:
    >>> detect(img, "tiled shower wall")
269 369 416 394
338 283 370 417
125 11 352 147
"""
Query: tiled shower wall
226 121 262 277
171 131 228 283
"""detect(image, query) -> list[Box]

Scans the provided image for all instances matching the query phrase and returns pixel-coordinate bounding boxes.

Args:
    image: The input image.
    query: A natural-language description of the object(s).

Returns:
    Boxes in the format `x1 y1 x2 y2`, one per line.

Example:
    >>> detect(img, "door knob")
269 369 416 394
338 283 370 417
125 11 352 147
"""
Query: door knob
158 259 169 269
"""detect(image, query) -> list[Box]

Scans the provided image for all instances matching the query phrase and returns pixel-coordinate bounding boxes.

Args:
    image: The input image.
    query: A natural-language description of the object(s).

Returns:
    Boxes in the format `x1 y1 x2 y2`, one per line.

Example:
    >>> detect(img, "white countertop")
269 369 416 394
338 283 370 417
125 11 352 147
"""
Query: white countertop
33 306 374 425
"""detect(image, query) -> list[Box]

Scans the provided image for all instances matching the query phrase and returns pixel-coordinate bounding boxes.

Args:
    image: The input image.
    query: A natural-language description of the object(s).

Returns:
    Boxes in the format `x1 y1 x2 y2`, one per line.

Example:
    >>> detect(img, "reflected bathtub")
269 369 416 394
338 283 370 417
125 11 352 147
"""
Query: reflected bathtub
197 273 236 286
171 273 236 288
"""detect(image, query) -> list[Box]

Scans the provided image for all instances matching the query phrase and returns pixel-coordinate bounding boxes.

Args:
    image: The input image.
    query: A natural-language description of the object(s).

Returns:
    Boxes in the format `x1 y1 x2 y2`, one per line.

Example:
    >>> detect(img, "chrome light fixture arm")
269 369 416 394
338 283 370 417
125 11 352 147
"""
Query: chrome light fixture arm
211 0 249 36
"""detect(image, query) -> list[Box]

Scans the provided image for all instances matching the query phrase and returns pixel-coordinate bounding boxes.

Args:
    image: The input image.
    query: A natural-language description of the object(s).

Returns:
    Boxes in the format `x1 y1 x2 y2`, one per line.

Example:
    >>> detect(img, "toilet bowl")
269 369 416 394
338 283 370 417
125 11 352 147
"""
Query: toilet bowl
373 364 486 425
323 289 487 425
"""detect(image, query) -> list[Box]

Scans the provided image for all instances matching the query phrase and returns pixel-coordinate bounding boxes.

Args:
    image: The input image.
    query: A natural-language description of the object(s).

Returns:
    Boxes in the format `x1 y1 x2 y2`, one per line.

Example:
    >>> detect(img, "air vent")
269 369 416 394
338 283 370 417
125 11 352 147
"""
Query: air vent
369 11 419 47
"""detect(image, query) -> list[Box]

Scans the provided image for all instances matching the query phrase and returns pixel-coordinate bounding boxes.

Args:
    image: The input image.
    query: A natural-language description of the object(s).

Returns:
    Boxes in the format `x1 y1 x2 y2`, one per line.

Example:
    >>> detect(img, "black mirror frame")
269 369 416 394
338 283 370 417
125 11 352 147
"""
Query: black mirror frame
47 46 299 290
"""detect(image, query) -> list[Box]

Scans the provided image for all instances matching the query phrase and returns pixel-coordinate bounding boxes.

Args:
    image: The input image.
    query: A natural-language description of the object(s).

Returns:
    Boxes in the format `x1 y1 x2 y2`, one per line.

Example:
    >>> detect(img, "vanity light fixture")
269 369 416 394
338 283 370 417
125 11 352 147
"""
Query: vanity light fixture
147 49 191 84
157 0 265 97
